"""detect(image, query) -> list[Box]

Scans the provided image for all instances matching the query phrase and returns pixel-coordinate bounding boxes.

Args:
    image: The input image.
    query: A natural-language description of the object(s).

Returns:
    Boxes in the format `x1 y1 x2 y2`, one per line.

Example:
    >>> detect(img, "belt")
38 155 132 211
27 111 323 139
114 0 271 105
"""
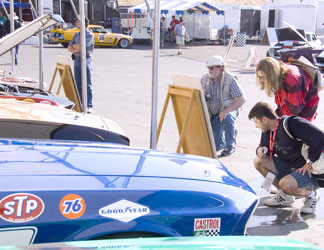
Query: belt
75 55 91 59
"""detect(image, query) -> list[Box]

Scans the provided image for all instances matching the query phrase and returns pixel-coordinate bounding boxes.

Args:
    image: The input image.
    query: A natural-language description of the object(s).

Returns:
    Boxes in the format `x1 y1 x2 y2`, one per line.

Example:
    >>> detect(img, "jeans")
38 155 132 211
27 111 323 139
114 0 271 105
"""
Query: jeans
15 45 19 65
74 58 93 108
211 110 239 151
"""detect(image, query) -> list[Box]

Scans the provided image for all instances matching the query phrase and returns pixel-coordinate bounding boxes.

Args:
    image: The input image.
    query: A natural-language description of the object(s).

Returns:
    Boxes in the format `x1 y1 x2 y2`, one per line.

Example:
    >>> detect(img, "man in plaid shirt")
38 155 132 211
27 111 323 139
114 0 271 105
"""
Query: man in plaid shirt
201 56 246 156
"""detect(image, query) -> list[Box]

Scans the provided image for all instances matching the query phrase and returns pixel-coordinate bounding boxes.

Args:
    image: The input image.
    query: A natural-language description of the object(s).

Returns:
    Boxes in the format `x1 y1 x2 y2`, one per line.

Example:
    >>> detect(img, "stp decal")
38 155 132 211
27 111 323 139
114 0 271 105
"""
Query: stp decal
59 194 86 219
99 199 150 222
0 193 44 223
194 218 221 237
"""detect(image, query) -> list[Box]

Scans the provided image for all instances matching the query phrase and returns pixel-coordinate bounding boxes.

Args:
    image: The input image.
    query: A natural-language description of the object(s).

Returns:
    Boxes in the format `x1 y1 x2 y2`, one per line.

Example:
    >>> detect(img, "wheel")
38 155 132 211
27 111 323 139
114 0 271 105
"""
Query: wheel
119 39 129 48
61 42 69 48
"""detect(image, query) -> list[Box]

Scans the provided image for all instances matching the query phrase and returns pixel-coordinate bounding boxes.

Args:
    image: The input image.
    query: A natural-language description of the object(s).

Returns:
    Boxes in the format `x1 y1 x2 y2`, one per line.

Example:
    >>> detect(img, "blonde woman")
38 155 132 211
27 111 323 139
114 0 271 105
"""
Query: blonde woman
256 57 319 122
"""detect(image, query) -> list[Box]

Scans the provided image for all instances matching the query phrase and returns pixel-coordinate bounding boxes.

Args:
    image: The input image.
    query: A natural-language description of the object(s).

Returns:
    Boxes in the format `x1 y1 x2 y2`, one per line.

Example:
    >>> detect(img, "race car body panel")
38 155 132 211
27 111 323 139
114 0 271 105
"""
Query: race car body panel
50 25 133 48
0 139 258 245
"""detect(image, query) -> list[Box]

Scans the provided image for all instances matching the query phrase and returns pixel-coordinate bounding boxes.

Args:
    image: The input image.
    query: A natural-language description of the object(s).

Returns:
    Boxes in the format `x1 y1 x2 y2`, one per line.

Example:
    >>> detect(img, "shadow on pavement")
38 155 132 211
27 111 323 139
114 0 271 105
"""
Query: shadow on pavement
247 178 323 236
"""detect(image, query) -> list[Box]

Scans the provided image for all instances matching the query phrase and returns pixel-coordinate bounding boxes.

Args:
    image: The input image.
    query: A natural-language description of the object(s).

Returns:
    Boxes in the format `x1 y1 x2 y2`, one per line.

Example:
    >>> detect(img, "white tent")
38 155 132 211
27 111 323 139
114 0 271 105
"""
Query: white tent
128 0 224 15
128 0 225 40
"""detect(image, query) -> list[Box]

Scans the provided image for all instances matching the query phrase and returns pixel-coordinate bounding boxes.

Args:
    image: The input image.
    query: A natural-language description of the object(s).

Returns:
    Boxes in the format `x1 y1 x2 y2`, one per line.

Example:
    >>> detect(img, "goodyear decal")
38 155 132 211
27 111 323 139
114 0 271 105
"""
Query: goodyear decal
99 199 150 222
59 194 86 219
0 193 44 223
194 218 221 237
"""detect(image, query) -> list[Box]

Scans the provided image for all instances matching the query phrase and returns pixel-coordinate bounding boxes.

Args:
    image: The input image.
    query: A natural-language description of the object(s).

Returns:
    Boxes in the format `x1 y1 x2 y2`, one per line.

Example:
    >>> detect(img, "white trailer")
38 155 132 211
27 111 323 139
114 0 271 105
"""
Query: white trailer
262 4 317 32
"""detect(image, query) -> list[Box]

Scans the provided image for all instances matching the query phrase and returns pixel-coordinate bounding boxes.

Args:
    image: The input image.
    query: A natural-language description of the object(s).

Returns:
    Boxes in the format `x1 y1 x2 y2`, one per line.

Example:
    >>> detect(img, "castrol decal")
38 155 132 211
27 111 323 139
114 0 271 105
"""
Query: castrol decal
0 193 44 223
194 218 221 237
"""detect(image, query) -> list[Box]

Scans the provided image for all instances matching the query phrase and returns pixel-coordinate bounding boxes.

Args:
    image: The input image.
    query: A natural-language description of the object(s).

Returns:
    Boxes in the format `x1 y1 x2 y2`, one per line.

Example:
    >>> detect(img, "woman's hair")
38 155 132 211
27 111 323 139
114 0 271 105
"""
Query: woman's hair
256 57 288 97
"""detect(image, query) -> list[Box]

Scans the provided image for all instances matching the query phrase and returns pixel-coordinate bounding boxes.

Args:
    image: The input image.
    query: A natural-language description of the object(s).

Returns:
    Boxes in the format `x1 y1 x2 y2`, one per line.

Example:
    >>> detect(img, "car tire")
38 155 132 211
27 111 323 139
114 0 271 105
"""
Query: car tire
61 43 69 48
119 39 129 48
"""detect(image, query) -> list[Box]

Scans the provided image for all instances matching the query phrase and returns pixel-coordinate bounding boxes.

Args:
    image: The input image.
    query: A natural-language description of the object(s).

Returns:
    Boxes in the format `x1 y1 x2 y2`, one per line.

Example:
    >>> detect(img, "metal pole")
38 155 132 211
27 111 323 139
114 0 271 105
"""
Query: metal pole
29 0 38 18
1 1 8 17
69 0 79 18
223 13 225 46
150 0 160 149
144 0 153 19
59 0 62 16
10 0 14 72
79 0 87 113
19 0 22 20
38 0 44 89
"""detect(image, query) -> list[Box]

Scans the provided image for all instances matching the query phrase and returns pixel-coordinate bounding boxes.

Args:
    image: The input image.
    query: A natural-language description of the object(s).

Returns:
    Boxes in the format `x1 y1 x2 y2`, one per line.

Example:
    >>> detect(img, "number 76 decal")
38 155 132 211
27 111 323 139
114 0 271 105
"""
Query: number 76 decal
59 194 86 219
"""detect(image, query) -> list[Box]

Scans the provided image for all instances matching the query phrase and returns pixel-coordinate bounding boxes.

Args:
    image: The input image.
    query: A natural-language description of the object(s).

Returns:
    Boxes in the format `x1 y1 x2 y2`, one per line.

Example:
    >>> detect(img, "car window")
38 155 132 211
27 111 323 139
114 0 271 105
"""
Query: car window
51 125 129 145
312 34 317 41
90 27 107 34
306 34 311 41
0 121 129 145
97 28 108 34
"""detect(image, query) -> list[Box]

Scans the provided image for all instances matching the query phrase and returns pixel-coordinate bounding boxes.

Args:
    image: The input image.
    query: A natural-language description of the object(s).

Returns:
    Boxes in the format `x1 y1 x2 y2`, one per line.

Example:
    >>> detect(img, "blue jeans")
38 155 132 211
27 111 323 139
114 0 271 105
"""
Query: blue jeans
74 58 93 108
211 110 238 151
15 45 19 65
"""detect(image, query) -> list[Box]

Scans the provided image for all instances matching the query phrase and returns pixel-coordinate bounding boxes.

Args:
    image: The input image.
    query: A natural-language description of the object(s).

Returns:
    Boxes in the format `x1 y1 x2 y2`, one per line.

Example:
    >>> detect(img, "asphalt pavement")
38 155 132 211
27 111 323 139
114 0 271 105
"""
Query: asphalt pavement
0 41 324 248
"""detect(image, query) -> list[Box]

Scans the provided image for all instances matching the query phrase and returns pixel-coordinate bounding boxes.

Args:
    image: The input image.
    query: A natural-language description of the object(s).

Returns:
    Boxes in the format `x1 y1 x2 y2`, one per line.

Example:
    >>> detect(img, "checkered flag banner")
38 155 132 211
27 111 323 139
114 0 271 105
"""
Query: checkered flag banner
236 33 246 47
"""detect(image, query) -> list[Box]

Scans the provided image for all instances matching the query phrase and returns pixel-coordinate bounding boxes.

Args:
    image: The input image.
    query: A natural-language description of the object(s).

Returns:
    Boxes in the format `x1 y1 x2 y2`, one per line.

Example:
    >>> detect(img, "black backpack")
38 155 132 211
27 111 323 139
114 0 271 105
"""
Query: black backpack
283 116 324 187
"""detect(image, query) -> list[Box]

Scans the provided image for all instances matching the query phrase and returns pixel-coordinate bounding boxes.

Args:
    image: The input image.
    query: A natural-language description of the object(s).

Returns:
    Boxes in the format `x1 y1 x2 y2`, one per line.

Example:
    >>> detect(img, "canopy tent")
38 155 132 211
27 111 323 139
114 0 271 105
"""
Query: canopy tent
0 0 31 8
128 0 225 40
128 0 224 16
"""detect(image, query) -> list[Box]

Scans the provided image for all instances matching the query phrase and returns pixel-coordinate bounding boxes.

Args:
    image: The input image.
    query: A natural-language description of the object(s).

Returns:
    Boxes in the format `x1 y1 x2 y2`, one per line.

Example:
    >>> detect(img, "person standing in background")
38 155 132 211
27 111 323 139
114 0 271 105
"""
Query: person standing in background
4 13 22 65
68 18 95 113
160 16 166 47
169 15 179 43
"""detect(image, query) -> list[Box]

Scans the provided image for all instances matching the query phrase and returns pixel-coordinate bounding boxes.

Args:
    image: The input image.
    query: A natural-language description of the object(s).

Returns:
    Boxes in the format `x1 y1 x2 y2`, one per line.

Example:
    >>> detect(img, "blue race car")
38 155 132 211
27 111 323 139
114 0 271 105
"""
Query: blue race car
0 138 258 246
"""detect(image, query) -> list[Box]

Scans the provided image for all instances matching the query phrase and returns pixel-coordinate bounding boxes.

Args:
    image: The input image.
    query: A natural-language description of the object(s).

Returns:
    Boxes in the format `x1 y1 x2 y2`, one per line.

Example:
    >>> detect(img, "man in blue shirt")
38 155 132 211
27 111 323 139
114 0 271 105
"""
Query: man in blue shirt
174 20 187 55
68 18 94 113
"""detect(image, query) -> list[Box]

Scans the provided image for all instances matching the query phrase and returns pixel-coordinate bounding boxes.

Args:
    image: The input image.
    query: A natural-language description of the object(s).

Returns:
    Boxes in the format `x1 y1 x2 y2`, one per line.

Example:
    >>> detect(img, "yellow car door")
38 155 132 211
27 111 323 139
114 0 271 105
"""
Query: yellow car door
91 27 117 46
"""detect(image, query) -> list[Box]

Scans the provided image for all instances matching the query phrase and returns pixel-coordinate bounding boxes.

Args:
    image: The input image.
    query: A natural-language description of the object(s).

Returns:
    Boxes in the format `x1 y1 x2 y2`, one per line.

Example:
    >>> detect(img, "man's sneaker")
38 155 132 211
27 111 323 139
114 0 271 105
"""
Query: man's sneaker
87 108 93 114
301 191 320 214
221 148 235 157
263 190 295 207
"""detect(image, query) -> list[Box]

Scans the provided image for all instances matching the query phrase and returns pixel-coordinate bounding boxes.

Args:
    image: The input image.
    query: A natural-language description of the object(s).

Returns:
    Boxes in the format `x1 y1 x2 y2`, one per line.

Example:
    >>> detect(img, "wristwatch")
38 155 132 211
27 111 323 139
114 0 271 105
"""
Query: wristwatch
306 159 313 164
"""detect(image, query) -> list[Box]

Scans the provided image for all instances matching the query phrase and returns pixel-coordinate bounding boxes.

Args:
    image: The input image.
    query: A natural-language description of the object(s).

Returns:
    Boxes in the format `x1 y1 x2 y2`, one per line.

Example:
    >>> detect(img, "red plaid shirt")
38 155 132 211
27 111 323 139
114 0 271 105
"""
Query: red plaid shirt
275 64 319 122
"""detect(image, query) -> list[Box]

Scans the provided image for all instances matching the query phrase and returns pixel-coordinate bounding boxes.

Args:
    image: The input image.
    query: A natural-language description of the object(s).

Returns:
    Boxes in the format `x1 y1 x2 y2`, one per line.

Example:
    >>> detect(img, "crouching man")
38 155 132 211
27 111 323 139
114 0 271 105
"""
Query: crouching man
248 102 324 214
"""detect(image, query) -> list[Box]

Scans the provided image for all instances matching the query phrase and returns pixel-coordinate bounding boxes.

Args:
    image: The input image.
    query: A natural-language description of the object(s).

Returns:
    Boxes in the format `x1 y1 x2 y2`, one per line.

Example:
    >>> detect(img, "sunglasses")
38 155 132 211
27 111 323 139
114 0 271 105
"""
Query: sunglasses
256 72 266 81
207 65 222 70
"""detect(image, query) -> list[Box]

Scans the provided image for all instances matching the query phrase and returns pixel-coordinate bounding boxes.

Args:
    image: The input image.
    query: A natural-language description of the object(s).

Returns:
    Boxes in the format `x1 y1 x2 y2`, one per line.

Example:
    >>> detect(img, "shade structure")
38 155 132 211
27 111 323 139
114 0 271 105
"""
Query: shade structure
0 0 31 8
128 0 224 16
0 14 64 57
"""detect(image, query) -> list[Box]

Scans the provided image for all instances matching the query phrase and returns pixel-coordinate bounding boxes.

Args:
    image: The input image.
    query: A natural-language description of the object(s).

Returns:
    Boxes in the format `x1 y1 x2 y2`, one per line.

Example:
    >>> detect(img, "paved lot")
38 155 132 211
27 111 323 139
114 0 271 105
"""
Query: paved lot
1 42 324 247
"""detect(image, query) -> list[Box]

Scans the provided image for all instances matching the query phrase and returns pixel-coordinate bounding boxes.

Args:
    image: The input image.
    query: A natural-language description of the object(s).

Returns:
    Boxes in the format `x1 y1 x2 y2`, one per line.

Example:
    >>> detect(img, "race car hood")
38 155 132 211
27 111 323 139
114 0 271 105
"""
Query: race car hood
0 138 253 193
0 99 128 138
0 14 64 56
276 27 306 42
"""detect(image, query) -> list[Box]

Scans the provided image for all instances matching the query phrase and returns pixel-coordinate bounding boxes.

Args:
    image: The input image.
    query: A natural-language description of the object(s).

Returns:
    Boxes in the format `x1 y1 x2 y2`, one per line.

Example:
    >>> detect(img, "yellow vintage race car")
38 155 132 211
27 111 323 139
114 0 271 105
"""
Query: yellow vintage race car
50 25 133 48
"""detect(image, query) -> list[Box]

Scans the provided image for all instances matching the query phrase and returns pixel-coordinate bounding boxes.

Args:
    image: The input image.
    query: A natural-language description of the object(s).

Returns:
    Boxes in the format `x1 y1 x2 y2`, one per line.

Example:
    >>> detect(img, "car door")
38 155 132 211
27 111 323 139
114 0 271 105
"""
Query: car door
90 27 116 46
